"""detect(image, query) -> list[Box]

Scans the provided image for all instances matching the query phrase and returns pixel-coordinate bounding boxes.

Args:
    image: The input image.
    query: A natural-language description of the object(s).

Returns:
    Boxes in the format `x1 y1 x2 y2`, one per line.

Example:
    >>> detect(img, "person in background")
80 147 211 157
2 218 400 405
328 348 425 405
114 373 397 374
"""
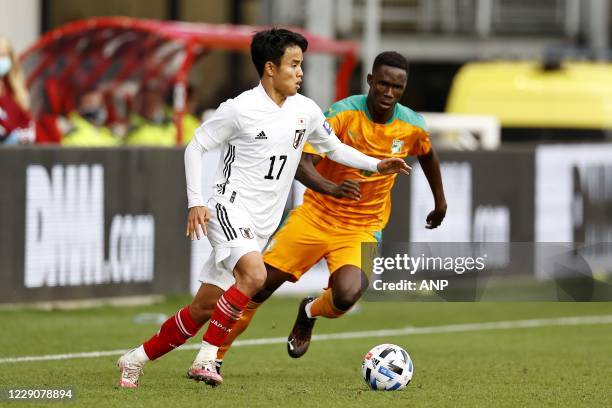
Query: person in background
0 36 35 145
125 83 177 146
61 89 119 146
178 84 201 145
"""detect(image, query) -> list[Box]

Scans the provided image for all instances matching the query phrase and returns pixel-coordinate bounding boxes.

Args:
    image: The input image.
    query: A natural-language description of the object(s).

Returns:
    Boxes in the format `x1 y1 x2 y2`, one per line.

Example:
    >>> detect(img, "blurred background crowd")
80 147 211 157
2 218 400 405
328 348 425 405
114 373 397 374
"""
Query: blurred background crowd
2 0 612 148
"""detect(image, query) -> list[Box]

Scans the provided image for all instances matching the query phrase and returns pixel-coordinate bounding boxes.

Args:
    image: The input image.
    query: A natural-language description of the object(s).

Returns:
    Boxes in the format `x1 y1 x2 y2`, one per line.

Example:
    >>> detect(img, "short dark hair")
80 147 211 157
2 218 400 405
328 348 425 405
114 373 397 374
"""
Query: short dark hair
372 51 409 74
251 28 308 77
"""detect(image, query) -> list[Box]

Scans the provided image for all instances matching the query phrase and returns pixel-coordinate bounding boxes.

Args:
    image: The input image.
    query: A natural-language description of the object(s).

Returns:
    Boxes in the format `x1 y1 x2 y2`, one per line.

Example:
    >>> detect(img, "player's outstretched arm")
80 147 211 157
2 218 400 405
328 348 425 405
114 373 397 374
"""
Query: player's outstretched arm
417 148 447 229
376 157 411 175
295 153 361 200
325 142 411 175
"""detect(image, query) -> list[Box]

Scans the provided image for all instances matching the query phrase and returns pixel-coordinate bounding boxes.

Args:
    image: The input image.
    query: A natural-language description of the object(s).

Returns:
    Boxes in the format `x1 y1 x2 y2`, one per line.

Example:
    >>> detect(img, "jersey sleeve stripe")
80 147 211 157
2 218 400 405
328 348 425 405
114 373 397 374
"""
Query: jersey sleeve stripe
222 144 236 181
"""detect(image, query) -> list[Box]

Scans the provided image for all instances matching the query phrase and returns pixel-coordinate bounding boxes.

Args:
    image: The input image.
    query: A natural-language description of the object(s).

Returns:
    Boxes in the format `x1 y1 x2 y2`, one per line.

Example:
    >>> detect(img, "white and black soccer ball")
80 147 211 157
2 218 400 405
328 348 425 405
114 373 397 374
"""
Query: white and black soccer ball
362 343 413 391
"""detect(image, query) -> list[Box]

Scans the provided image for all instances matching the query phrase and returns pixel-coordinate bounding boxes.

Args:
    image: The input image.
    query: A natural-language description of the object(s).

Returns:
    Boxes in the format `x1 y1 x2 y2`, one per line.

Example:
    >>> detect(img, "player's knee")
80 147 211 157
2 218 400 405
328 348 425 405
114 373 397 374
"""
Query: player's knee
234 252 267 294
241 271 266 291
332 285 363 311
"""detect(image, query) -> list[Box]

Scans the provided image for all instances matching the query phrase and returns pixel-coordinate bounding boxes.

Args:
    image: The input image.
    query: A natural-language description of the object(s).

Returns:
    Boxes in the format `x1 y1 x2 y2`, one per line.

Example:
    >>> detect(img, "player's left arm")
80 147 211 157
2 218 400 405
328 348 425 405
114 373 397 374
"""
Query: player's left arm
326 143 411 175
307 102 410 175
417 147 447 229
310 128 411 175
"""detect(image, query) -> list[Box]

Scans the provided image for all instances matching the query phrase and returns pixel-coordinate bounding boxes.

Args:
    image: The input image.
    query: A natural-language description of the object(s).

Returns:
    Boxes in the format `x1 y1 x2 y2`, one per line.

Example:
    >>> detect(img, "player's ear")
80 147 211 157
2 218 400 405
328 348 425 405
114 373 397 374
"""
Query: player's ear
264 61 277 77
366 73 373 87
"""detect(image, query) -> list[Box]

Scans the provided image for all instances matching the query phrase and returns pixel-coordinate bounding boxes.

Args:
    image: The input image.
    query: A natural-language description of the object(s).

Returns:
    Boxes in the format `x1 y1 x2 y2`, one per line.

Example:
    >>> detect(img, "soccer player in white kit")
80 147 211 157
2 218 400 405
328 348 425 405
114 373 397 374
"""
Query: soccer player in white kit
117 28 409 388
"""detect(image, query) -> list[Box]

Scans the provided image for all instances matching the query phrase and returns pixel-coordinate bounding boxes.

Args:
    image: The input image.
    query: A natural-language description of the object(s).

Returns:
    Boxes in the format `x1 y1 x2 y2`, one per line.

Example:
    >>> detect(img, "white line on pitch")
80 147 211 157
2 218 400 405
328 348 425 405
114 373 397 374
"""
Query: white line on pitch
1 314 611 364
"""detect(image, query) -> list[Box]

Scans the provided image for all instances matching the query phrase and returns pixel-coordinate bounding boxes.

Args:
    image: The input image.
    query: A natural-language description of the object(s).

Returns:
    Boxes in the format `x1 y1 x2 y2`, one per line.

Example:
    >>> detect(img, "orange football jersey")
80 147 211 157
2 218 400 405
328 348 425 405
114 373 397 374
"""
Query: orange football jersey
301 95 431 231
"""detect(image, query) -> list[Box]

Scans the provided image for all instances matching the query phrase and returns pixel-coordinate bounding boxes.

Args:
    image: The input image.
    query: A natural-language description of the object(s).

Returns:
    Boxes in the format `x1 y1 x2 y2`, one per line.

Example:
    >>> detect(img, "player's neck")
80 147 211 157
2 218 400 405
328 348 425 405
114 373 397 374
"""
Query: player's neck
366 97 393 124
261 80 287 107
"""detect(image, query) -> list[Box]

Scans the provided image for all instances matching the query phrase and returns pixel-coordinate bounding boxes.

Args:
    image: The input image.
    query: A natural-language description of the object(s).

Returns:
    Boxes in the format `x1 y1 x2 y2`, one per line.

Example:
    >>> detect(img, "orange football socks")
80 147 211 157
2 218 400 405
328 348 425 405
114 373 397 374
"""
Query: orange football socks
309 288 344 318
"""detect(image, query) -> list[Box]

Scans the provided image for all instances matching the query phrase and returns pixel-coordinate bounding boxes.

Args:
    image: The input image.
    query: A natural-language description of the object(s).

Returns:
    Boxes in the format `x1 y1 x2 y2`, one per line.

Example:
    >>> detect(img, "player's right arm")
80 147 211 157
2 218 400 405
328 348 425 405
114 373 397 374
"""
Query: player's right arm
184 101 239 240
295 152 361 200
184 137 212 239
185 204 211 240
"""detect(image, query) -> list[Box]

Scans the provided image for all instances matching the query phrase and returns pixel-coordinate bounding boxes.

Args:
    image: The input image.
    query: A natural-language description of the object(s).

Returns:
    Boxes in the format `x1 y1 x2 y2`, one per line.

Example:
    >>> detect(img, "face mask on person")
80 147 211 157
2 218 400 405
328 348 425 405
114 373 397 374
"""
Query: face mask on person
0 56 12 77
81 108 108 125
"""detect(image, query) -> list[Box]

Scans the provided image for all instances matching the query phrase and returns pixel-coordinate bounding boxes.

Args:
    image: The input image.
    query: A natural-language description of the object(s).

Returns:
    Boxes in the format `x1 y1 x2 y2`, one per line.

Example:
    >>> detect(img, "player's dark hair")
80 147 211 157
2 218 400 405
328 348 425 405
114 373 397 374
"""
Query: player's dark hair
251 28 308 77
372 51 409 75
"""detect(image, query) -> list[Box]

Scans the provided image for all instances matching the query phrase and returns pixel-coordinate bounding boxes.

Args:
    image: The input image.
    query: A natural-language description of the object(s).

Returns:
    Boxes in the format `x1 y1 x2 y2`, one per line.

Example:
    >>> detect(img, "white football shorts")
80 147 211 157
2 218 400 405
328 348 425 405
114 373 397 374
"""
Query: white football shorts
198 197 269 291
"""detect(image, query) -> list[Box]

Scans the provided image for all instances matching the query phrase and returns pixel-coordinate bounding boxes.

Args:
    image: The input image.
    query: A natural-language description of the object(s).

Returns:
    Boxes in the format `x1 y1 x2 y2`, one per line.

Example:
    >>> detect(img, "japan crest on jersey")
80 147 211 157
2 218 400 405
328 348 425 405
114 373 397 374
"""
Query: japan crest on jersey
293 117 307 149
293 129 306 149
239 227 254 239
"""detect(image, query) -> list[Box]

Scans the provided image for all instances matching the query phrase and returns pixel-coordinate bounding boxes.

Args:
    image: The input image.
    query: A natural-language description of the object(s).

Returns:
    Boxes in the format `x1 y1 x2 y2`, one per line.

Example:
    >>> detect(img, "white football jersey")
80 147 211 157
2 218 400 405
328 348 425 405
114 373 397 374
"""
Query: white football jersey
193 83 343 236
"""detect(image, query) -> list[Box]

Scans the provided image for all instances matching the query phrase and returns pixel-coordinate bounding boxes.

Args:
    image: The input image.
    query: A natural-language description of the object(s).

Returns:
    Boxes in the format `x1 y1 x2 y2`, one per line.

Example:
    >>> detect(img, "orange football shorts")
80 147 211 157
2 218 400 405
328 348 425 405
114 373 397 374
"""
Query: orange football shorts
263 205 380 281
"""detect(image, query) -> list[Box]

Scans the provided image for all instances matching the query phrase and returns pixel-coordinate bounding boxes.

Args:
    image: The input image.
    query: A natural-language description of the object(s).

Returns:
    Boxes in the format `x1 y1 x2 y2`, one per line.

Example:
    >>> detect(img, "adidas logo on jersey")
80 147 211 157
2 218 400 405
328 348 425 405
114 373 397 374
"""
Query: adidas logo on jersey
255 131 267 140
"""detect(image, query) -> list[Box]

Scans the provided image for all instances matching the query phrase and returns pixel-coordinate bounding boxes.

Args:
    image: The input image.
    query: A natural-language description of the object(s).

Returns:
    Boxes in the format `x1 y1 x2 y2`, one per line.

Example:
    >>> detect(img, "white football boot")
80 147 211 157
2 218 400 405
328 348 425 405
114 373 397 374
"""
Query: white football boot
117 348 146 388
187 359 223 386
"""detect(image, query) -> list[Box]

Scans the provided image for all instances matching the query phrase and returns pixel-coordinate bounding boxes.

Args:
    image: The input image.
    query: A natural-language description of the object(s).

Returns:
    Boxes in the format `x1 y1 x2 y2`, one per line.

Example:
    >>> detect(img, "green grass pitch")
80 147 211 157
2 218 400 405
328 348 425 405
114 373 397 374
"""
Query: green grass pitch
1 296 611 407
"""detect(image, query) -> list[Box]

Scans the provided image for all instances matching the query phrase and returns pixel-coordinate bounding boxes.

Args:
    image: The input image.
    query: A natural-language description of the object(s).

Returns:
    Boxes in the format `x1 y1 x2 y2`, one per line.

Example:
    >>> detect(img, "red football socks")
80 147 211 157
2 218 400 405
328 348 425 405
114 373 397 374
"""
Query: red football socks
203 285 251 346
142 305 202 360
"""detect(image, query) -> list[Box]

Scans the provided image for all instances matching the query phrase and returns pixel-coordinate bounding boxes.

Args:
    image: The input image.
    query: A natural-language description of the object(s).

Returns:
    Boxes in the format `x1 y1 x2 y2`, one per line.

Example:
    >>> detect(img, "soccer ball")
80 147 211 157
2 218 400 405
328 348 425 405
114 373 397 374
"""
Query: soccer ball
362 344 413 391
